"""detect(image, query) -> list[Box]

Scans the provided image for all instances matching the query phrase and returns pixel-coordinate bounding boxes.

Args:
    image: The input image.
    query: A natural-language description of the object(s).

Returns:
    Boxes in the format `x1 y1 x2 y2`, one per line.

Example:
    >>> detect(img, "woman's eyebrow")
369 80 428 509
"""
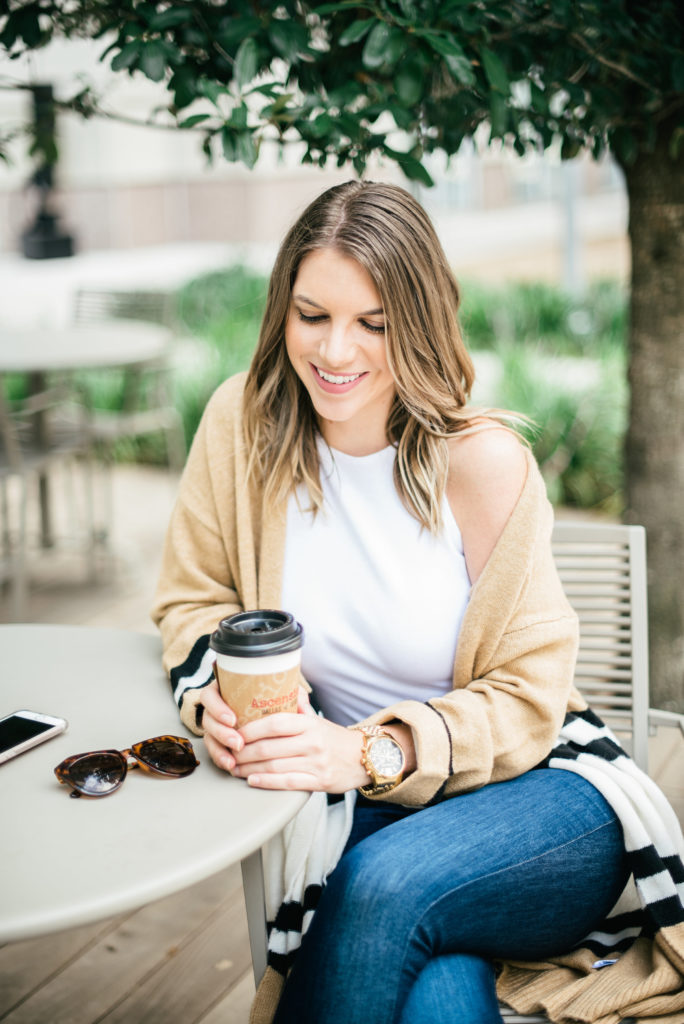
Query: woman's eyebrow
292 293 384 317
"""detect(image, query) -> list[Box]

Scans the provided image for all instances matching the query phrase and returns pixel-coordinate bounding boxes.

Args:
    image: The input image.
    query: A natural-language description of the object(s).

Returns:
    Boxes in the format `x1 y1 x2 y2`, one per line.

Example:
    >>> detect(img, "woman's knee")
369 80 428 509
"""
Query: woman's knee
401 954 502 1024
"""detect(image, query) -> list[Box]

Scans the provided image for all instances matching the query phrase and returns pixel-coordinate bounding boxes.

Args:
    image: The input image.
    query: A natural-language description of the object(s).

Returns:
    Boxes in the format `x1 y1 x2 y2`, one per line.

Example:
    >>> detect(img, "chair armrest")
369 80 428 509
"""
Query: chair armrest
648 708 684 739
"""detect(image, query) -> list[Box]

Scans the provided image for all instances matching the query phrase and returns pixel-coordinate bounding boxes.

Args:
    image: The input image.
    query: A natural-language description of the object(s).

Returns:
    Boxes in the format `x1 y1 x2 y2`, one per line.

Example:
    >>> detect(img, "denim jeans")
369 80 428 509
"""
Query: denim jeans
273 768 629 1024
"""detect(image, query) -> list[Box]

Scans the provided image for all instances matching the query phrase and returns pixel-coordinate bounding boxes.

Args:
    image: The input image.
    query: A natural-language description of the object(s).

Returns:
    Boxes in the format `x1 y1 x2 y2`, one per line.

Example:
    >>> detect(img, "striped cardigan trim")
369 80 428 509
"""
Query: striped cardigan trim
542 707 684 958
170 633 215 712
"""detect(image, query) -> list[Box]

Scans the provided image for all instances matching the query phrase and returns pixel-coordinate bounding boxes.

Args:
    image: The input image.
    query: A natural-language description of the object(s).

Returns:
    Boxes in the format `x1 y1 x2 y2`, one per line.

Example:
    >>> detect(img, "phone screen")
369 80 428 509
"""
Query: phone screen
0 715 54 755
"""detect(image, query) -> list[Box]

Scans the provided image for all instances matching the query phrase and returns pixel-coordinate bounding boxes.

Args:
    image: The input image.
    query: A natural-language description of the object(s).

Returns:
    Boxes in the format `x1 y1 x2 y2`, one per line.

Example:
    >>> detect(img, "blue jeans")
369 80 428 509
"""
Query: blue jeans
273 768 628 1024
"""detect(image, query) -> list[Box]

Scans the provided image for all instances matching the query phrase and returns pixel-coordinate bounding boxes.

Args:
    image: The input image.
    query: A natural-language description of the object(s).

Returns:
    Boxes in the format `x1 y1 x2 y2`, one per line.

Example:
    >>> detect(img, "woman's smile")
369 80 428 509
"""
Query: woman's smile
286 248 395 454
312 365 368 390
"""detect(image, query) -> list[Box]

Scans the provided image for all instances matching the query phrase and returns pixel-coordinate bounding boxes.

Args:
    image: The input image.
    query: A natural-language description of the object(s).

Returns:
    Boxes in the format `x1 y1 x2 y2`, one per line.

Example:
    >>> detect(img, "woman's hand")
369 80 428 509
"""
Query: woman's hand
199 679 245 773
233 707 370 793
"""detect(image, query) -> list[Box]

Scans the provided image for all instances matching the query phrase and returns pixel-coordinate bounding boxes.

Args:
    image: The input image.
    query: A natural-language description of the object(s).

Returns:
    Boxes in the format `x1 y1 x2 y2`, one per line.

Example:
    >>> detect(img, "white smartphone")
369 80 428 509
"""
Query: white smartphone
0 710 68 765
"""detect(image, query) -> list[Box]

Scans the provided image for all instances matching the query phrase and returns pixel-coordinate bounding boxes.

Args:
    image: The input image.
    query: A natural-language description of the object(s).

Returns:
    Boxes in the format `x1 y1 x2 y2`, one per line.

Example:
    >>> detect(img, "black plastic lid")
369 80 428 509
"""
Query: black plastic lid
209 609 303 658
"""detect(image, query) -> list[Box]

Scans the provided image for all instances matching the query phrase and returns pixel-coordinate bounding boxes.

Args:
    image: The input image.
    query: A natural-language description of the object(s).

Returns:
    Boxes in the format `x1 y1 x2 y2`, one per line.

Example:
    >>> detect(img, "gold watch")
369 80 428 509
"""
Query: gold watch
354 725 405 796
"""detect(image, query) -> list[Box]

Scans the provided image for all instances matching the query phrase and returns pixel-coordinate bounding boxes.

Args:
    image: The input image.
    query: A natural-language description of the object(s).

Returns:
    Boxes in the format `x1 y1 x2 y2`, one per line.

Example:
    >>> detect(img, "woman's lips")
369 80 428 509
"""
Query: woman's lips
312 364 368 393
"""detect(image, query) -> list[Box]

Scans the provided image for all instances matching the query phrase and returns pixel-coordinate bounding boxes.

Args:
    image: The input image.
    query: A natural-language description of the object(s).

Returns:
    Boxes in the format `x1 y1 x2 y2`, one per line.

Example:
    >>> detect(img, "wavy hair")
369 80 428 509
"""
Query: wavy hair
244 180 500 532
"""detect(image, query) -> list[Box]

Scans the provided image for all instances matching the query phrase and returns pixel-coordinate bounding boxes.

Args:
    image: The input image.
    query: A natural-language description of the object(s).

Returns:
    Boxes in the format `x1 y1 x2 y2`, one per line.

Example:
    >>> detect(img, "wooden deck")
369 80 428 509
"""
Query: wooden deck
1 464 683 1023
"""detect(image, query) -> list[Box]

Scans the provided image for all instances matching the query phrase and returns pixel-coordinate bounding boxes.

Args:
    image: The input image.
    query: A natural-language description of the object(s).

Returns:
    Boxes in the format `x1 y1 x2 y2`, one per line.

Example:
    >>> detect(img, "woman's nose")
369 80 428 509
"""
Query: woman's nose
319 320 354 367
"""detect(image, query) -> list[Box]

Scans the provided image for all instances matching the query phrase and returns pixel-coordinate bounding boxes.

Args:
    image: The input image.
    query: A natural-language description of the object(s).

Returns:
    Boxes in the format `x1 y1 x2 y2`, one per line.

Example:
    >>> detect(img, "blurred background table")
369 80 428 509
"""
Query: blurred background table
0 623 307 982
0 319 184 616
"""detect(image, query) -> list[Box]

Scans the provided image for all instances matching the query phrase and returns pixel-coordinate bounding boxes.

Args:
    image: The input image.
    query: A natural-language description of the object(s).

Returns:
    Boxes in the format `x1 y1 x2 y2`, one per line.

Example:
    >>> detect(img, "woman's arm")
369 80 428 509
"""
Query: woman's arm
151 376 247 734
446 424 528 584
357 439 579 806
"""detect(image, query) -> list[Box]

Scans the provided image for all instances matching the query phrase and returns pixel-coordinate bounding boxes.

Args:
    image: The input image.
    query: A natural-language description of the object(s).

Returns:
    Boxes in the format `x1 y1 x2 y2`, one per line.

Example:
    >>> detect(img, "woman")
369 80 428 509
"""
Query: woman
152 181 684 1024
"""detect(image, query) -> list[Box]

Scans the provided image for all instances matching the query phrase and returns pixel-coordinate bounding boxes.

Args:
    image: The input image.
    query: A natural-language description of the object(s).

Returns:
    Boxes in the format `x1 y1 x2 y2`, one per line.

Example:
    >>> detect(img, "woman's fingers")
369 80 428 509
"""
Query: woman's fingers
201 679 237 727
199 680 244 772
247 771 321 791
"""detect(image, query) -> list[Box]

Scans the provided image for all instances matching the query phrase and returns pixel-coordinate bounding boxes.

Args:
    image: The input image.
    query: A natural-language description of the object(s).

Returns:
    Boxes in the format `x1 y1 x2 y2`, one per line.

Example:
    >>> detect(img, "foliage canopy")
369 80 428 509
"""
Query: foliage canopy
2 0 683 180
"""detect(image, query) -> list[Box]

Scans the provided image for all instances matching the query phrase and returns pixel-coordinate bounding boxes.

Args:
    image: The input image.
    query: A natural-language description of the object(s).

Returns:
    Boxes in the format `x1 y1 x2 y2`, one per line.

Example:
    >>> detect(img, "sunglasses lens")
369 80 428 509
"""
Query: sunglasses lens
138 738 198 776
67 752 126 796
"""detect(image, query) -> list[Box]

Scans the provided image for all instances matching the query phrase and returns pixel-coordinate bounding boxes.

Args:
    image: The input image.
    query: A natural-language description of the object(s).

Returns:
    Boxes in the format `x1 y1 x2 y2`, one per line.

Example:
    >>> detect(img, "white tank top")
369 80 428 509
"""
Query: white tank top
281 441 471 726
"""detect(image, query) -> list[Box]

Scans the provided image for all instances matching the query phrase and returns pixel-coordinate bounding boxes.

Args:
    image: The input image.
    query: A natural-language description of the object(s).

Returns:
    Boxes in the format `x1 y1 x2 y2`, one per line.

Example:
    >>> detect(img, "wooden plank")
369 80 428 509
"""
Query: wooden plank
0 918 125 1014
197 970 256 1024
96 873 252 1024
0 865 242 1024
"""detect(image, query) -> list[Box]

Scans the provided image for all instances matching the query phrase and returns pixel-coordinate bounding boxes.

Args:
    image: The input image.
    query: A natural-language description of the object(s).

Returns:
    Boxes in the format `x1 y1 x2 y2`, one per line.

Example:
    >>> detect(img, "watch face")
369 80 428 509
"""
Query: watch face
370 736 404 777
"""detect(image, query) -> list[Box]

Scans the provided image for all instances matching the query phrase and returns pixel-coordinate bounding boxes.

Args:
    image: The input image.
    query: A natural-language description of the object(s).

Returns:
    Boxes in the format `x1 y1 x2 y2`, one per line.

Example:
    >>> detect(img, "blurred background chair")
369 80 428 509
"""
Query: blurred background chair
72 287 186 473
0 382 94 620
71 288 187 545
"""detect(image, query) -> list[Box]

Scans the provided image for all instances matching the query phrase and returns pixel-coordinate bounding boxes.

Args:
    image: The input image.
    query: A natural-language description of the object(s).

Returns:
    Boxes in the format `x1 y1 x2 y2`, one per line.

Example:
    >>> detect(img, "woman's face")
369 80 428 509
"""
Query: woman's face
285 248 395 455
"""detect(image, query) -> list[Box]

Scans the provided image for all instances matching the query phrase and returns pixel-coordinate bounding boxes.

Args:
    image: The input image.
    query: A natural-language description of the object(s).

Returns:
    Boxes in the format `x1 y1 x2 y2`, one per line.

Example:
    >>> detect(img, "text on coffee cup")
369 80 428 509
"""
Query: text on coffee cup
251 687 298 710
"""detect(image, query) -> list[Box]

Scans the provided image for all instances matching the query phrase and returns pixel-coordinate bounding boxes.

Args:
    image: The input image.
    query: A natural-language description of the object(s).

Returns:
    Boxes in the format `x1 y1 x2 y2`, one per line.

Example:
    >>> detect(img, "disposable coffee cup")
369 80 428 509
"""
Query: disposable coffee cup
209 610 304 728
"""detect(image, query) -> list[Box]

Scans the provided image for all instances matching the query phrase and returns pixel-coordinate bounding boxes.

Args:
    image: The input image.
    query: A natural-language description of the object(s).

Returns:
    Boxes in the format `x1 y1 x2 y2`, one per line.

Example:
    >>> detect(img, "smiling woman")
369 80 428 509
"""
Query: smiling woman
151 180 683 1024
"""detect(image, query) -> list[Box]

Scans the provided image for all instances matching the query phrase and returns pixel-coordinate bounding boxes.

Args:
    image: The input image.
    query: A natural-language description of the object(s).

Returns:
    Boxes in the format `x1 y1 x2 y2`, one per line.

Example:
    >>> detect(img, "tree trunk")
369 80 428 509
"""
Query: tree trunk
623 138 684 712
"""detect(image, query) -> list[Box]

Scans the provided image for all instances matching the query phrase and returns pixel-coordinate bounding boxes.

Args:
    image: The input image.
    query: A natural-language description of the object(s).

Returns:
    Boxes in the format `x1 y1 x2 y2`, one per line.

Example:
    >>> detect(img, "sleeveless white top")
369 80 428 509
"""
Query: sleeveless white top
281 441 471 726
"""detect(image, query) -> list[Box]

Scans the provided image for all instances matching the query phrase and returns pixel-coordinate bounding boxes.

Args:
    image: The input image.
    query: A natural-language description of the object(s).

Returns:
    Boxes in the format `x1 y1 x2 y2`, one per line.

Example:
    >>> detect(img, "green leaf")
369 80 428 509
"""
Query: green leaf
228 103 249 130
339 18 375 46
488 91 507 137
198 79 226 106
221 126 237 161
139 40 168 82
383 145 434 186
394 56 425 105
315 1 363 13
149 7 193 31
309 112 335 138
15 7 43 48
235 37 259 89
111 40 141 72
420 31 466 59
179 113 212 129
480 47 509 95
388 102 415 131
236 131 258 169
169 67 197 109
444 52 476 87
269 19 309 62
362 22 404 70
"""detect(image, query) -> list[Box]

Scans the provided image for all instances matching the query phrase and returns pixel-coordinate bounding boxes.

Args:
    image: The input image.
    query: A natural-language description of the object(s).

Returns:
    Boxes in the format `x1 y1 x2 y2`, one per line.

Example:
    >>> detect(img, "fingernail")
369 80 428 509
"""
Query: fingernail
221 713 236 727
247 775 259 786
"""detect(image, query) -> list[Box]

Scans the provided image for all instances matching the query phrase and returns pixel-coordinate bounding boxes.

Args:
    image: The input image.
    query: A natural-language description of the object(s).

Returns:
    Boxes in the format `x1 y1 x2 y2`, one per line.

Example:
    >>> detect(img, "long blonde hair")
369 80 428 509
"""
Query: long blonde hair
244 180 485 532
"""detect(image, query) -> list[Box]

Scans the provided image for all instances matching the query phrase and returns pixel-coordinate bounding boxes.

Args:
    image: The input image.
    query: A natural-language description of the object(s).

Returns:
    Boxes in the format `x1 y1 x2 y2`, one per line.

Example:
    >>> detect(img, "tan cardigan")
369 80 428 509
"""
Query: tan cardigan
151 371 585 804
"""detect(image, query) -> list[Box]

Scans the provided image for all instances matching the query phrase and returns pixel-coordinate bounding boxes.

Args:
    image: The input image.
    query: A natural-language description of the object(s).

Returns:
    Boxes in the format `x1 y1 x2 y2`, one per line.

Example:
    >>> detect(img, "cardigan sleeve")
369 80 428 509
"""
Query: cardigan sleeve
150 377 247 734
358 451 583 807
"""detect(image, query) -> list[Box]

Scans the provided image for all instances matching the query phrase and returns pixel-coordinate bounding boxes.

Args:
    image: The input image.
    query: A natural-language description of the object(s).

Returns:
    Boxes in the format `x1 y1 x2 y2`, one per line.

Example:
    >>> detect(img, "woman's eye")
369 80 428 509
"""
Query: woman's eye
297 310 327 325
361 320 386 335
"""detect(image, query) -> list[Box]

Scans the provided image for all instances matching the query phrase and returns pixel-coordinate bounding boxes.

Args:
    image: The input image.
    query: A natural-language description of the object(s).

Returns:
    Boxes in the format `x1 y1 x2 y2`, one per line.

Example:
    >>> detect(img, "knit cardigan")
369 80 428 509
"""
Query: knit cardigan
151 373 684 1023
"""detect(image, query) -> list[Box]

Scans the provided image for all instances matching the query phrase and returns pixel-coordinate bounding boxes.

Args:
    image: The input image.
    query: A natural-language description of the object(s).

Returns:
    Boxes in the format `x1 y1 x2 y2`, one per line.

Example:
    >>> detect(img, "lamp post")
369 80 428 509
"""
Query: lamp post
20 84 75 260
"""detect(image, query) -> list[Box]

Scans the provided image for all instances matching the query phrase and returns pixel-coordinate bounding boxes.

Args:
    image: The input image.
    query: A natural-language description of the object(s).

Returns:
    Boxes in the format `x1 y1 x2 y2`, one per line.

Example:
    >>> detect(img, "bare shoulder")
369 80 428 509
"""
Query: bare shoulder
447 424 529 583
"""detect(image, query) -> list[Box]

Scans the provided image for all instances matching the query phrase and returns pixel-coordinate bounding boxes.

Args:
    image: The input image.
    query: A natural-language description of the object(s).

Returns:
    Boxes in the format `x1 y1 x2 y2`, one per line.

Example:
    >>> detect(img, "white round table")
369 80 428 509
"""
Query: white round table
0 322 171 373
0 625 307 980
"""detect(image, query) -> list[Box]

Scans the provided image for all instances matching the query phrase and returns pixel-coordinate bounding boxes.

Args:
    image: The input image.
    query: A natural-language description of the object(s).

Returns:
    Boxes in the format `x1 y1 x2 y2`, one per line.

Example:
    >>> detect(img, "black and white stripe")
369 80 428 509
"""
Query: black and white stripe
543 707 684 957
170 634 215 724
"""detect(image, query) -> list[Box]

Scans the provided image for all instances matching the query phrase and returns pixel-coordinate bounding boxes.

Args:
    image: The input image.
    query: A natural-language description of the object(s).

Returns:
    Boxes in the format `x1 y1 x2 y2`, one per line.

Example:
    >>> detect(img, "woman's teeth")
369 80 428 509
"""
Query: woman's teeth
317 368 362 385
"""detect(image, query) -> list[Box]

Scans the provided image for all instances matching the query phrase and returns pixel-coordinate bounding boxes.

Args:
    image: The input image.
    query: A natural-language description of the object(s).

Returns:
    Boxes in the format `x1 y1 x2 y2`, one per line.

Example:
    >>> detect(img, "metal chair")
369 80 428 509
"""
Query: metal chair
0 384 93 620
241 520 684 1023
72 288 186 474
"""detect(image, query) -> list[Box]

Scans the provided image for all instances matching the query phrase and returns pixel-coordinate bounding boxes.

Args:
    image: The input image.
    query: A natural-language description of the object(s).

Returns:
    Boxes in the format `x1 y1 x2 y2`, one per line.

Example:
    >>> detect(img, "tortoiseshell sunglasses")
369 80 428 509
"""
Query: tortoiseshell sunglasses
54 735 199 798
